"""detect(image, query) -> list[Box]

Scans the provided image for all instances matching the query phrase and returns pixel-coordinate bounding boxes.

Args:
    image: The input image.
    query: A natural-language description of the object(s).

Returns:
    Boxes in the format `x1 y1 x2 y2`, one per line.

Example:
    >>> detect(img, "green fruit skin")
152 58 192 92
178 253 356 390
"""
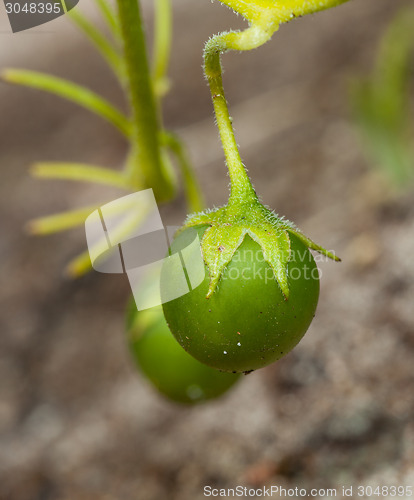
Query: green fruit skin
161 227 320 373
127 305 240 405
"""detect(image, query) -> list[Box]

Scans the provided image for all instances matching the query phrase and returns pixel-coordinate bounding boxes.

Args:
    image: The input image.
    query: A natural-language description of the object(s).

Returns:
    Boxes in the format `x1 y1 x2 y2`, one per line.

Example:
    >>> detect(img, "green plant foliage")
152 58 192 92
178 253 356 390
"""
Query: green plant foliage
31 162 132 189
350 6 414 188
68 8 125 83
1 0 203 276
218 0 350 25
2 69 131 136
6 0 351 397
161 0 347 374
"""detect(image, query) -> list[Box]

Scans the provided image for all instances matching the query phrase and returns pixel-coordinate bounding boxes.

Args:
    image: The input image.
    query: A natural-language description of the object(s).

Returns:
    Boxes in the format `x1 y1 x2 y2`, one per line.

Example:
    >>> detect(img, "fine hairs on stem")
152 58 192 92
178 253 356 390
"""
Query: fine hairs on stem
203 0 351 205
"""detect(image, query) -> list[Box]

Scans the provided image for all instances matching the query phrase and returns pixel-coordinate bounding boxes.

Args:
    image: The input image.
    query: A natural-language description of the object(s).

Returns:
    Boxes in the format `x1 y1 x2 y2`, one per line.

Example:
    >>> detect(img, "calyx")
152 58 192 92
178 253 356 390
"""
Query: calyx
181 197 340 299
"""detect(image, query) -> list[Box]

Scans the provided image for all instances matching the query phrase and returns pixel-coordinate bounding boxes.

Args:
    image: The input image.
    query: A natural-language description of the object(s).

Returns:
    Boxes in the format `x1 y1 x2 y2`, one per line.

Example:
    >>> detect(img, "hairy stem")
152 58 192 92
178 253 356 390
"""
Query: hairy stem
204 26 274 204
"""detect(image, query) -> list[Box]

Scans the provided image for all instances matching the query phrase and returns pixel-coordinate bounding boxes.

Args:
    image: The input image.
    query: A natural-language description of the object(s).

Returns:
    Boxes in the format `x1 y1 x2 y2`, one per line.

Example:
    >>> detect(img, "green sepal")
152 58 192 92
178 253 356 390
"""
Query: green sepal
180 200 339 299
247 226 291 299
201 224 247 298
182 207 226 230
288 228 341 262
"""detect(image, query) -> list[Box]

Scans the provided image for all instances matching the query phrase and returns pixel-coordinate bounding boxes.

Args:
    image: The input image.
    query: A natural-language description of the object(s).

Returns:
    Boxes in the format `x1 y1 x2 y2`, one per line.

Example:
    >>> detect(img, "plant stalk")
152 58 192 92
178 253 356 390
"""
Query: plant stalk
203 28 274 205
116 0 171 200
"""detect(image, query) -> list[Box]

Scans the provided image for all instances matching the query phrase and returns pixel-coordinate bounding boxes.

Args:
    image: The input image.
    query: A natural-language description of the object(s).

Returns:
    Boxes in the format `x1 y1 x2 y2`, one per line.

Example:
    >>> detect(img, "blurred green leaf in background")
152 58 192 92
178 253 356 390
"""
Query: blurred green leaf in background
350 6 414 188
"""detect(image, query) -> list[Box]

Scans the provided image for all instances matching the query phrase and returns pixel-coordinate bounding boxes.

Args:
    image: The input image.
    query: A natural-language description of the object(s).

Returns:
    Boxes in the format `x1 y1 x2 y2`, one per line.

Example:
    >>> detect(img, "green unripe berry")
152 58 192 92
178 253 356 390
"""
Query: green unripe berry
162 226 320 373
127 303 241 404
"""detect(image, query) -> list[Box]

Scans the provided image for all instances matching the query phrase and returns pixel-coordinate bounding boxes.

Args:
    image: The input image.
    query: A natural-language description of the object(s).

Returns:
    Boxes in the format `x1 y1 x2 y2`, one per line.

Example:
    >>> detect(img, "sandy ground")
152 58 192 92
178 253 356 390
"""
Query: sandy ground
1 0 414 499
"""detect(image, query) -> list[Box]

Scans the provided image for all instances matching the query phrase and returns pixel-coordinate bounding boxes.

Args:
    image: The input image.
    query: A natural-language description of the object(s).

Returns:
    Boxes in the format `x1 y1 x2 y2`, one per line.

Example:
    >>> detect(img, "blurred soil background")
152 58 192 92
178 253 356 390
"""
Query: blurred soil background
1 0 414 499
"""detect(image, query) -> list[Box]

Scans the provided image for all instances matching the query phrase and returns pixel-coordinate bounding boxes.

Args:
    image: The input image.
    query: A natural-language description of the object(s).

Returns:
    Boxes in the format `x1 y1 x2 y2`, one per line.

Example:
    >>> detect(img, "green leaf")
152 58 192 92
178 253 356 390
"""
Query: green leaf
65 249 92 277
94 0 122 41
2 69 131 137
27 204 102 235
218 0 351 24
31 162 132 189
349 6 414 188
69 9 125 82
66 197 153 278
153 0 172 97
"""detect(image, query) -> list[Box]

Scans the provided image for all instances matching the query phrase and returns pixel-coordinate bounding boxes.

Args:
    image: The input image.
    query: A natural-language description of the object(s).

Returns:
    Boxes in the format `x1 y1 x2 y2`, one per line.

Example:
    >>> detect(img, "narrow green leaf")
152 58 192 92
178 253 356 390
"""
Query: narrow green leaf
218 0 350 24
66 250 92 277
66 203 150 277
2 69 131 137
31 162 132 189
68 9 125 82
274 0 350 20
27 204 102 235
94 0 122 41
153 0 172 97
349 6 414 187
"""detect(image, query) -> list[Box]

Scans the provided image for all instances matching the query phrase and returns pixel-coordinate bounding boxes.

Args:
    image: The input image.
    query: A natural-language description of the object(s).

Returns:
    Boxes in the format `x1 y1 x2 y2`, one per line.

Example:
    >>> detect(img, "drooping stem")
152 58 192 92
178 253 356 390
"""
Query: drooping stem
203 26 274 204
117 0 172 200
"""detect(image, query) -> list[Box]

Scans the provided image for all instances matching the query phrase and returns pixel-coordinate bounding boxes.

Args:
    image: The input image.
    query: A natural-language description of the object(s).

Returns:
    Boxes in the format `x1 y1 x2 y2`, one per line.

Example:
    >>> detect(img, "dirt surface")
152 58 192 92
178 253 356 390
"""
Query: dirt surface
1 1 413 499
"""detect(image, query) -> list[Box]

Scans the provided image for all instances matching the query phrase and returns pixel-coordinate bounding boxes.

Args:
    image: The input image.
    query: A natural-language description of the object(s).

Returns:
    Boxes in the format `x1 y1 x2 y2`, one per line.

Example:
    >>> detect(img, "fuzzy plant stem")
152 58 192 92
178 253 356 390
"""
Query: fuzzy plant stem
117 0 171 200
203 26 274 205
